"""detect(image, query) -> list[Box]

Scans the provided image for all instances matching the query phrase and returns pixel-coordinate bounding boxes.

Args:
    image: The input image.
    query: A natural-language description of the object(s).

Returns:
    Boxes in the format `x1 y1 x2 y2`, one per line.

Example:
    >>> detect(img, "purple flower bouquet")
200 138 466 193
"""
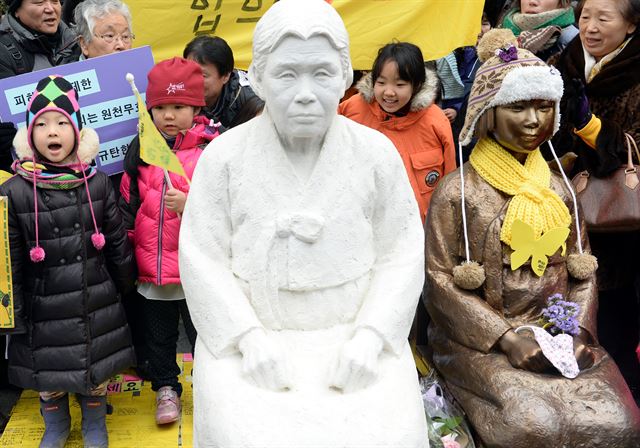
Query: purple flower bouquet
539 293 580 336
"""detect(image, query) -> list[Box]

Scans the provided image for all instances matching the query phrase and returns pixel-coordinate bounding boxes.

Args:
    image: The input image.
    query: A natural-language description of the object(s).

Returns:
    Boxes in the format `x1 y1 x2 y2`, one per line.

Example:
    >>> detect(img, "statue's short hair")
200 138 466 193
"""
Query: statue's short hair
248 0 353 99
473 109 495 141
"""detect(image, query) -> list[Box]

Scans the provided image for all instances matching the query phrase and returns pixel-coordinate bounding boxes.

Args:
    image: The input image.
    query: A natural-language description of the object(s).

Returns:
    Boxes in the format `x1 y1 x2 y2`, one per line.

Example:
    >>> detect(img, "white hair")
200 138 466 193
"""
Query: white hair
248 0 353 99
73 0 133 44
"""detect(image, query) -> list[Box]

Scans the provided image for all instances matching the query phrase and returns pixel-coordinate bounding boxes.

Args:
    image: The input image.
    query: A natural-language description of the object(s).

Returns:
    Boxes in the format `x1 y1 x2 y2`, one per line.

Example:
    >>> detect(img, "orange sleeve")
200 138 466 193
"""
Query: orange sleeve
433 106 457 174
337 100 347 116
573 114 602 150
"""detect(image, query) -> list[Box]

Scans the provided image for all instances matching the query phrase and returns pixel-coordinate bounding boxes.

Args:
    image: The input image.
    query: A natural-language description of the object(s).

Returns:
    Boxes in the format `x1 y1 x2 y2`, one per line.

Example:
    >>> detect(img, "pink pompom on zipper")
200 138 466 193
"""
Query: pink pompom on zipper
30 246 45 263
91 232 105 250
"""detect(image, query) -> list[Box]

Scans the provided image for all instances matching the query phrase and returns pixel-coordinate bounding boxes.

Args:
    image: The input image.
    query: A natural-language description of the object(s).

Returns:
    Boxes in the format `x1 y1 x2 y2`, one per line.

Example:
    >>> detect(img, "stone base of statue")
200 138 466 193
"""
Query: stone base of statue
192 325 427 447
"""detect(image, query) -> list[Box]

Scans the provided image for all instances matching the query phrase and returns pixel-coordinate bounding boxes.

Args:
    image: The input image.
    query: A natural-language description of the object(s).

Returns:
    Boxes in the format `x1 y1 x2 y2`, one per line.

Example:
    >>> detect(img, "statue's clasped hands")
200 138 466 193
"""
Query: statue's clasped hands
238 328 293 391
498 329 595 373
238 327 385 393
329 327 384 393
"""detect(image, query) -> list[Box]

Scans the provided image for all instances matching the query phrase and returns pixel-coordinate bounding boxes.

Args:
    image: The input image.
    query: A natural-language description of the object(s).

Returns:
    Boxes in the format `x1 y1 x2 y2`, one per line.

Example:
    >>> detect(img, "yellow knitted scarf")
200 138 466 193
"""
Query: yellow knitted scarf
469 138 571 245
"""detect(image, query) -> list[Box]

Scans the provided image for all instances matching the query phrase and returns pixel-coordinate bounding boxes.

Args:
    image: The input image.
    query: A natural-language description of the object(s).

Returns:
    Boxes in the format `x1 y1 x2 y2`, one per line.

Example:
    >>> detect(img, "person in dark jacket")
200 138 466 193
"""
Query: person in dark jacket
0 0 80 78
183 35 264 132
0 0 81 173
552 0 640 401
0 75 135 448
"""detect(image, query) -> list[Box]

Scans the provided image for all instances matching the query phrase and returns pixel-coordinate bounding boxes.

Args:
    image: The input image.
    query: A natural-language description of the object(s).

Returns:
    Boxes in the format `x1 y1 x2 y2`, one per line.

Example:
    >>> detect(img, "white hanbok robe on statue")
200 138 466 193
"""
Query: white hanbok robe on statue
179 113 428 447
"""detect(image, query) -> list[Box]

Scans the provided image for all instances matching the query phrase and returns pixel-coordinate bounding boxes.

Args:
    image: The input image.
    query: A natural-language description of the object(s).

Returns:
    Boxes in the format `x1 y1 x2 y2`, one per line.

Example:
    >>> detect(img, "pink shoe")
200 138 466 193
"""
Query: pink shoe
155 386 181 425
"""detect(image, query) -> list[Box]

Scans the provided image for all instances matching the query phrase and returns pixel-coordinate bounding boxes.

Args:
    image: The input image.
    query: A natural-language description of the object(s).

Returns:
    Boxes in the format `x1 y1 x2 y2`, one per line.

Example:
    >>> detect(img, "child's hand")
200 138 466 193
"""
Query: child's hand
443 108 457 123
164 189 187 214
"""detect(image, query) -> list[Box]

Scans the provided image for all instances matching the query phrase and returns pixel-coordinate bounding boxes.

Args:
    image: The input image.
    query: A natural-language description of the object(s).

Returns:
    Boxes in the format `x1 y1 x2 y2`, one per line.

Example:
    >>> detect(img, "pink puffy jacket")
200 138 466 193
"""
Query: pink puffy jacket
120 118 217 285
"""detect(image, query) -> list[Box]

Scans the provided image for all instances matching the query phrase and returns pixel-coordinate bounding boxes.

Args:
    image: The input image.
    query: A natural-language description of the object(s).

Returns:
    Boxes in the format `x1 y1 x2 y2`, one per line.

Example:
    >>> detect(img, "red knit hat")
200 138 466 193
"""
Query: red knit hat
146 57 206 109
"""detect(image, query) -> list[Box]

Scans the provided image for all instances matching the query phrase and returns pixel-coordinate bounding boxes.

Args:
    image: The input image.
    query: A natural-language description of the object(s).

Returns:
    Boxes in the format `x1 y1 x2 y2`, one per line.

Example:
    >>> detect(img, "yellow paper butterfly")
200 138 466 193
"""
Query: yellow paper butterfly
510 219 570 277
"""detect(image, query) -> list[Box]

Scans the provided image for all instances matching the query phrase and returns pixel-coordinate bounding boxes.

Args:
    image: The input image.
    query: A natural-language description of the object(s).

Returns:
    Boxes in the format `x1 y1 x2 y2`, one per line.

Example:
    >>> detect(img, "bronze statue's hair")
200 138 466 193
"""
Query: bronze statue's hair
473 109 496 141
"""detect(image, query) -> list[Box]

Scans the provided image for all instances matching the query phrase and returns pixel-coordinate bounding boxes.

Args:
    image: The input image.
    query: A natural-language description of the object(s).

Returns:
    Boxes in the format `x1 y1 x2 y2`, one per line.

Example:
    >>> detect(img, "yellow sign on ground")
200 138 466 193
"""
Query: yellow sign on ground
129 0 484 69
0 355 194 447
0 195 14 329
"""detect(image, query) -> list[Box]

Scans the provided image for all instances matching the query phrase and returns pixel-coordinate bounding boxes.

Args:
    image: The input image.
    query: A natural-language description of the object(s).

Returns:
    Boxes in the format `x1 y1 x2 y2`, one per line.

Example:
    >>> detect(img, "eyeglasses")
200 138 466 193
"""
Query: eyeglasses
94 32 135 44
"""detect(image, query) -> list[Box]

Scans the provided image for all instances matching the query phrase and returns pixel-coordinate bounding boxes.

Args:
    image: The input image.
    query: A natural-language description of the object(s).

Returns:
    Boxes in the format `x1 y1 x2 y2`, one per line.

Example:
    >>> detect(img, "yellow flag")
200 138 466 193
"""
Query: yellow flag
129 0 484 70
0 196 15 329
133 88 187 178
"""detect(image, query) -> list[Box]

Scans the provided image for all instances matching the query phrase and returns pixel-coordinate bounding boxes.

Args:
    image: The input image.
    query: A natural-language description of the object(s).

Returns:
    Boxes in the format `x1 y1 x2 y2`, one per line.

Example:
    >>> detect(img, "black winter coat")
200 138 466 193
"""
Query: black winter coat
200 69 264 132
551 33 640 292
0 171 135 393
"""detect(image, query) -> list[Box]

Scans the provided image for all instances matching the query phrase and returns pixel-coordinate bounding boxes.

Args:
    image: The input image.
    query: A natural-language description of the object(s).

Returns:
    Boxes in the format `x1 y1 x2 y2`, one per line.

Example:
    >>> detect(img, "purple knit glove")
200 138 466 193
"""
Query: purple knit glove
567 79 592 130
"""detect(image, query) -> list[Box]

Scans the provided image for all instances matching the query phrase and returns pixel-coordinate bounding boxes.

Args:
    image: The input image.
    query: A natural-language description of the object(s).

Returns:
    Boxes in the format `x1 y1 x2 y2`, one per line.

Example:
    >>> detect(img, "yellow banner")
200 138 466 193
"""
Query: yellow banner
0 195 15 329
129 0 484 70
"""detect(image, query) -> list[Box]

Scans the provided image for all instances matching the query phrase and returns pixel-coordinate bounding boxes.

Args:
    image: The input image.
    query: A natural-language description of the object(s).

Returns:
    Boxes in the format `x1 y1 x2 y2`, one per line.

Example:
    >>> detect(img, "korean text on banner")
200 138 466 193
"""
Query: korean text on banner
130 0 484 70
0 46 155 176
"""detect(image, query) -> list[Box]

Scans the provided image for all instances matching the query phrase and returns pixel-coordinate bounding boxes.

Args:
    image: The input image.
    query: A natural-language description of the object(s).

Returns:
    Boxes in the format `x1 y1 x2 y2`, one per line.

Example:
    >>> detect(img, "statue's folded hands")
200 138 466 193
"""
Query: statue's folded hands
238 327 293 391
329 327 384 393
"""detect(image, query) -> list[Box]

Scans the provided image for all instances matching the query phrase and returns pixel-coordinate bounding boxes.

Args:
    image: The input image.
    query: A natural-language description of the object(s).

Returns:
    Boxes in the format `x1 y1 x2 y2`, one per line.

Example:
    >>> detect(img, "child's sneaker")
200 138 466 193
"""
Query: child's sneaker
155 386 181 424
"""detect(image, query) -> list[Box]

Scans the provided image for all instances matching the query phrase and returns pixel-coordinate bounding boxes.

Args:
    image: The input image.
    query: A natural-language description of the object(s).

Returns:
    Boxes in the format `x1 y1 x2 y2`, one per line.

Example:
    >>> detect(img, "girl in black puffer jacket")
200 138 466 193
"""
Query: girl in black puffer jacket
0 75 135 448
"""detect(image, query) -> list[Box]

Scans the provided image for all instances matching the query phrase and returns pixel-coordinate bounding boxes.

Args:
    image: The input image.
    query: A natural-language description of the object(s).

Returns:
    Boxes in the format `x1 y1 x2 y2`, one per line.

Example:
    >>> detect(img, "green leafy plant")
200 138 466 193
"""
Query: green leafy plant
433 416 463 436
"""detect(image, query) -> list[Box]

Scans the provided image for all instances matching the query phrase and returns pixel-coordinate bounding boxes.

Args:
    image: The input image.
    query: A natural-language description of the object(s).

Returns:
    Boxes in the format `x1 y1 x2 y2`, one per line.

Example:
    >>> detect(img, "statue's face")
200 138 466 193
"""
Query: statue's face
493 99 555 153
260 35 344 140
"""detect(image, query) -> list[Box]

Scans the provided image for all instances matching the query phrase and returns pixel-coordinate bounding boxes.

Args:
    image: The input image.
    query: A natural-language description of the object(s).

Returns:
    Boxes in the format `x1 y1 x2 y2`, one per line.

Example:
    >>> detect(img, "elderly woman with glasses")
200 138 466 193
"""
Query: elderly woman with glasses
73 0 134 59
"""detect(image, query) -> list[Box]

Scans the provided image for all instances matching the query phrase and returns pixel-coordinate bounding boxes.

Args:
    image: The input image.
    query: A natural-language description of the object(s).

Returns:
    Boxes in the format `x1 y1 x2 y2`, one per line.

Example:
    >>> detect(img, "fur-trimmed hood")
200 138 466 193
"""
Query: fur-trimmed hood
355 65 439 112
12 126 100 164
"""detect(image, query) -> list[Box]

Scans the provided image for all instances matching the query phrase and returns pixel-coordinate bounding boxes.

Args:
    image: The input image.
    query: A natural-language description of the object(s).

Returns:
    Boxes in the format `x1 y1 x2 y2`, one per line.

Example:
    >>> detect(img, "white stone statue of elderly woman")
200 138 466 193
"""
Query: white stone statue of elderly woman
179 0 428 446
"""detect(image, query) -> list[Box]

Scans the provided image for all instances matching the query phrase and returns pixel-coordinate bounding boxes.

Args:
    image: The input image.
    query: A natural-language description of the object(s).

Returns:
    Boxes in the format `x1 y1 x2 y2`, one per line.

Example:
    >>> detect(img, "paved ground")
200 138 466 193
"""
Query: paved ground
0 318 192 435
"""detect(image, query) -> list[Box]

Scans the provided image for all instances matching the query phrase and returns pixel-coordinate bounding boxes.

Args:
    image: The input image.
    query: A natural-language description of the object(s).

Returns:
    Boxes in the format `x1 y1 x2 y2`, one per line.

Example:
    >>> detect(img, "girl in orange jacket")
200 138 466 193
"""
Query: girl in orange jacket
339 42 456 223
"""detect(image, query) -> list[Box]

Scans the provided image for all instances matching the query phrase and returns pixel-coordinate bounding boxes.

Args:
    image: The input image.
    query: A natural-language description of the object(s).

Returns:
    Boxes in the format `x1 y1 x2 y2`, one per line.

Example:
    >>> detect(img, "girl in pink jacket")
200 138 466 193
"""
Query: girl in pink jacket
119 57 217 425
